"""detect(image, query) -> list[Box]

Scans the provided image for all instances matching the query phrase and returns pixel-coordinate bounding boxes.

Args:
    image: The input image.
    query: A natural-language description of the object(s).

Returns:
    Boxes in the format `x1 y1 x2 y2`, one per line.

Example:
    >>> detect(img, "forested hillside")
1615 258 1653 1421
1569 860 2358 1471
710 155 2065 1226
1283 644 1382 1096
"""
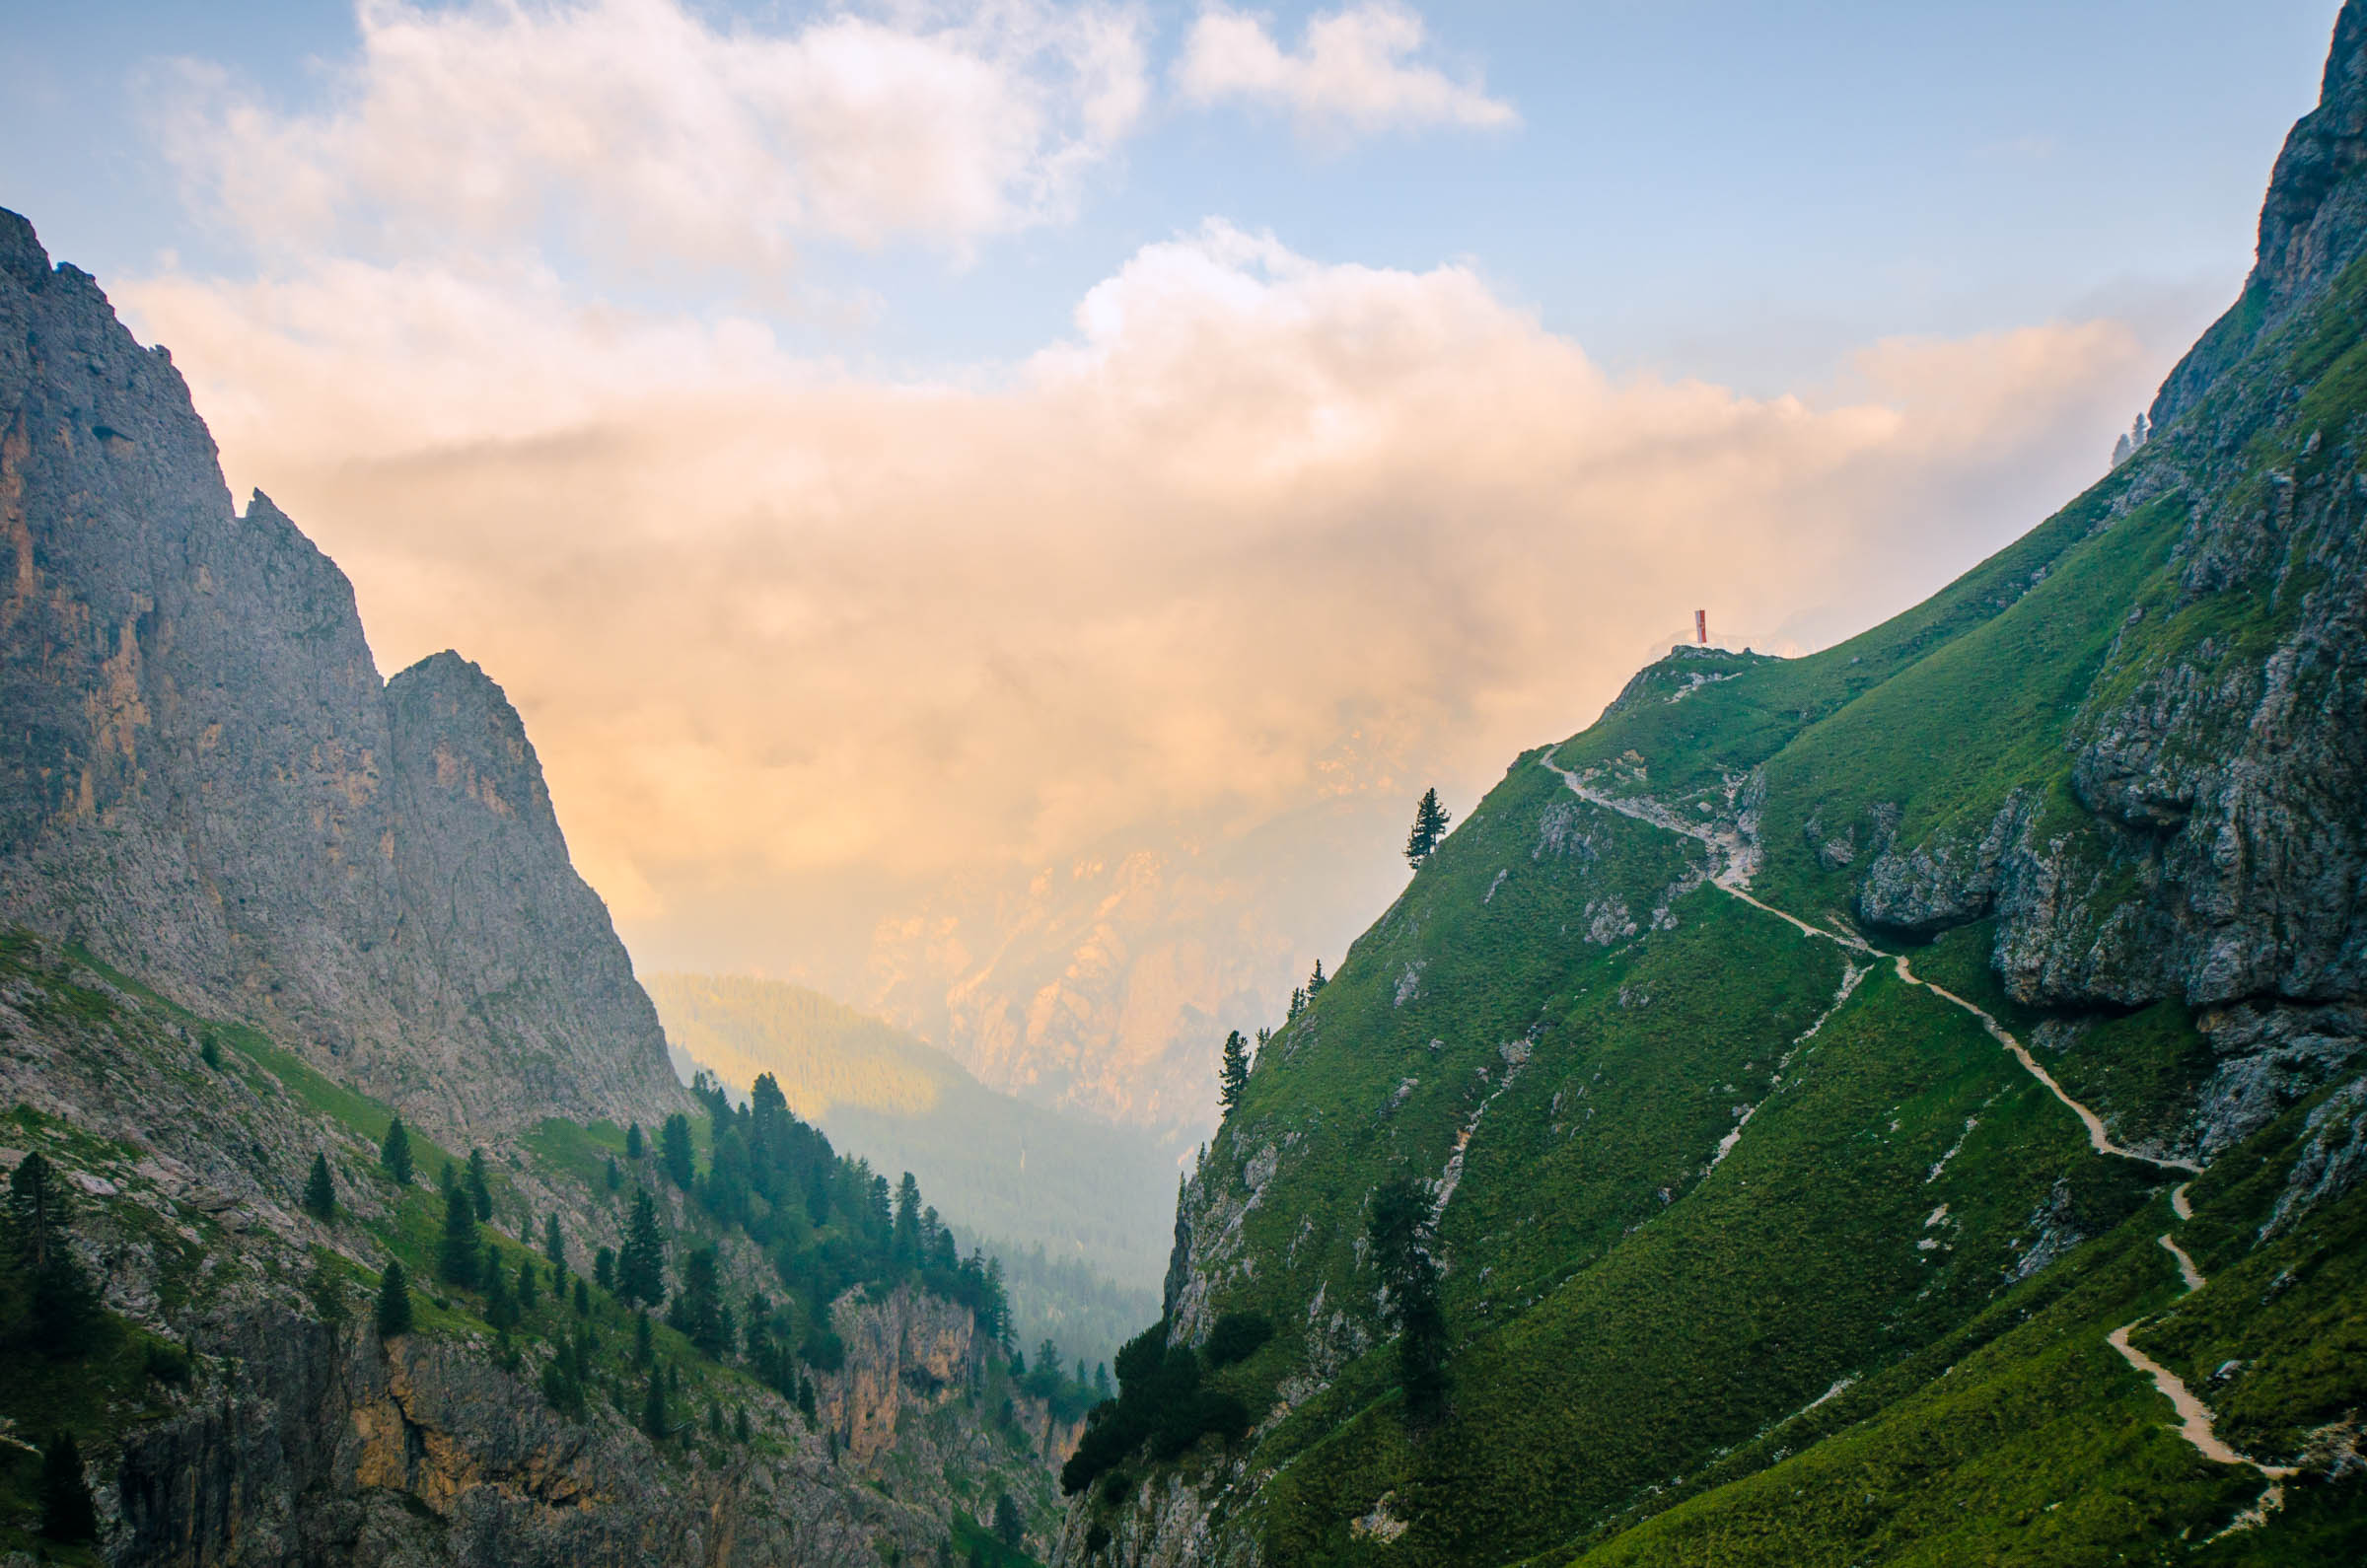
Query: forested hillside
1054 10 2367 1566
649 973 1169 1365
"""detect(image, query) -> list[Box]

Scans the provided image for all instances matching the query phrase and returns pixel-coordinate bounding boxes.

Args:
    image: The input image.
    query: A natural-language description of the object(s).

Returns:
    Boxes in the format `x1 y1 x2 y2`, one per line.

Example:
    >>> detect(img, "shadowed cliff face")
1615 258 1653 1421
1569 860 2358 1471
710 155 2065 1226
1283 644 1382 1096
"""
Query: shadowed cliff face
0 209 681 1139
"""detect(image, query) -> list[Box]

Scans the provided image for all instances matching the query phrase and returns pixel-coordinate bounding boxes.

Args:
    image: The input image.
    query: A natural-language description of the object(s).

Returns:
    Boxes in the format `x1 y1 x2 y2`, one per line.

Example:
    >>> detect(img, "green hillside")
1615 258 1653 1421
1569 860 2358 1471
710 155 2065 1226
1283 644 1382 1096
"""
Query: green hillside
647 973 1169 1363
1055 14 2367 1565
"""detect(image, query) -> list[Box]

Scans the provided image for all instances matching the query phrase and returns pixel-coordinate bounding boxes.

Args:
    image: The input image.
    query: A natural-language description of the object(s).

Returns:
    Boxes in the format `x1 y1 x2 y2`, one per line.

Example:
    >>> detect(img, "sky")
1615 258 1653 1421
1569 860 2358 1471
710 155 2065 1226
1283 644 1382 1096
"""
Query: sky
0 1 2346 1034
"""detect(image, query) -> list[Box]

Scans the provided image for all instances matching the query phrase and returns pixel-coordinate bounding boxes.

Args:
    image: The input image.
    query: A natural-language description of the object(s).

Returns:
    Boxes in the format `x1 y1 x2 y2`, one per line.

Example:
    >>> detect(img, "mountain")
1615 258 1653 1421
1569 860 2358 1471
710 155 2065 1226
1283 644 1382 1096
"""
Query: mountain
647 971 1169 1358
1057 12 2367 1566
854 796 1413 1148
0 209 1078 1564
0 216 679 1141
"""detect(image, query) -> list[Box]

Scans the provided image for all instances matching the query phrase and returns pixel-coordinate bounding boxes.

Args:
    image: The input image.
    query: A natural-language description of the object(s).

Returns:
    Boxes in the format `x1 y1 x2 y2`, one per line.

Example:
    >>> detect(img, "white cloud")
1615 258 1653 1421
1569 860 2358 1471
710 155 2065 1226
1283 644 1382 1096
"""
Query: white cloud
161 0 1149 278
1174 2 1515 140
122 222 2162 937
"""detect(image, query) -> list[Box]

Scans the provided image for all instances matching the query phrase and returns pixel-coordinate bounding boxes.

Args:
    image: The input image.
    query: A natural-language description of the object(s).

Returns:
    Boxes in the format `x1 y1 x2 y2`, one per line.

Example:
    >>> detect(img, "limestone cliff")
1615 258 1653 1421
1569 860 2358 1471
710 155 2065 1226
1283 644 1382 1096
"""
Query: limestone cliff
0 209 680 1140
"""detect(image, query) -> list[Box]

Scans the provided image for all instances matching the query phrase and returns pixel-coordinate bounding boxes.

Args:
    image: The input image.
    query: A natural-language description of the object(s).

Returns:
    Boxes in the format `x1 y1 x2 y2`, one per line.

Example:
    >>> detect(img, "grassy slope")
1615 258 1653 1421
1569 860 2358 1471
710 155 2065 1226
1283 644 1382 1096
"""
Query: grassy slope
1088 238 2367 1568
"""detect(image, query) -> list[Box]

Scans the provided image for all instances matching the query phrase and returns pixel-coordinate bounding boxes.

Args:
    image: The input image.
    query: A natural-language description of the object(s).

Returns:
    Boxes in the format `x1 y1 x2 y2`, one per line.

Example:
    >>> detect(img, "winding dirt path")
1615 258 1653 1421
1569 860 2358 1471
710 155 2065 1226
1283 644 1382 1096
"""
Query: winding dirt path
1536 758 2194 1174
1535 756 2286 1527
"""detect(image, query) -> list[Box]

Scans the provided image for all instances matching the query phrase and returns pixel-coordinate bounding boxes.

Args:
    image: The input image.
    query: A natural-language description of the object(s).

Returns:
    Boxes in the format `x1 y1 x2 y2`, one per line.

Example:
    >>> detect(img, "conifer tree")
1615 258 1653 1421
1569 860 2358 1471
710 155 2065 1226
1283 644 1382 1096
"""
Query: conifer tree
660 1114 695 1189
641 1371 669 1440
7 1152 102 1354
605 1154 621 1191
302 1152 336 1221
380 1117 413 1185
892 1173 921 1267
618 1187 666 1307
634 1309 655 1369
734 1403 751 1444
439 1185 481 1288
376 1259 414 1338
1308 959 1327 994
574 1276 592 1317
484 1253 517 1328
466 1148 493 1222
1404 787 1451 868
199 1033 221 1070
1368 1177 1448 1420
1218 1030 1251 1110
595 1247 616 1292
676 1245 726 1358
517 1256 538 1313
543 1212 565 1268
38 1430 97 1542
625 1122 644 1161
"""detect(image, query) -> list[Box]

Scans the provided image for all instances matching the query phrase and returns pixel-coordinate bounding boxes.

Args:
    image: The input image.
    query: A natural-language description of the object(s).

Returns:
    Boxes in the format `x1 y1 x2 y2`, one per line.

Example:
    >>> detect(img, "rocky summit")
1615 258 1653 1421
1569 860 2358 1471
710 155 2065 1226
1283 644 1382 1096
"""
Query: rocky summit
0 212 681 1142
1052 10 2367 1566
0 210 1083 1563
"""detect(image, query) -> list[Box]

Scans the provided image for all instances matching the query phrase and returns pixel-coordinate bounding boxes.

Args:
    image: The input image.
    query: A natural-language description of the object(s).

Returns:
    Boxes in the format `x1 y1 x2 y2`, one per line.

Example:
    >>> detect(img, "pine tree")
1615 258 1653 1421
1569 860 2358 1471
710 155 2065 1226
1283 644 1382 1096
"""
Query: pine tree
595 1246 616 1292
37 1430 97 1542
641 1370 670 1440
483 1253 517 1328
892 1173 921 1267
1218 1030 1251 1110
1287 986 1305 1020
574 1276 592 1317
199 1033 221 1070
678 1245 726 1358
380 1117 414 1185
517 1256 538 1313
625 1122 644 1161
543 1212 565 1268
1404 786 1451 868
302 1152 336 1221
634 1310 655 1369
660 1113 695 1188
993 1492 1024 1550
1368 1177 1448 1420
618 1187 666 1307
605 1154 621 1191
376 1259 414 1338
466 1148 493 1222
7 1152 102 1354
733 1403 751 1444
439 1185 481 1288
1308 959 1327 994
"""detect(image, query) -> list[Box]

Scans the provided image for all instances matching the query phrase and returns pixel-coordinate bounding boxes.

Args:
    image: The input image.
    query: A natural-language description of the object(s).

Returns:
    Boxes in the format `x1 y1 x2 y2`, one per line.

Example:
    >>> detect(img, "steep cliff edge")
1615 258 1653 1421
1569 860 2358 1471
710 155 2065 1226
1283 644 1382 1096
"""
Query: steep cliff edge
1056 10 2367 1566
0 209 679 1140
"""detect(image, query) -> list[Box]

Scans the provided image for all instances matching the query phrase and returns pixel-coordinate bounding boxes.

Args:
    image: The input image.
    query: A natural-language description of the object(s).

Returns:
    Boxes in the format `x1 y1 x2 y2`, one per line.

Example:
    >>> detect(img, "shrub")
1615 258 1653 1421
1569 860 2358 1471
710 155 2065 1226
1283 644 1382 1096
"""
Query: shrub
1205 1311 1273 1367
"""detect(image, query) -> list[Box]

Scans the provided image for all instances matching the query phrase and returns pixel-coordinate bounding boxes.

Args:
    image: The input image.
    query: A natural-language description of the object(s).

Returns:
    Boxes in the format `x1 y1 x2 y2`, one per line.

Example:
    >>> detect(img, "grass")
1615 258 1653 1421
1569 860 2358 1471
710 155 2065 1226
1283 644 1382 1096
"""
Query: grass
1096 247 2367 1564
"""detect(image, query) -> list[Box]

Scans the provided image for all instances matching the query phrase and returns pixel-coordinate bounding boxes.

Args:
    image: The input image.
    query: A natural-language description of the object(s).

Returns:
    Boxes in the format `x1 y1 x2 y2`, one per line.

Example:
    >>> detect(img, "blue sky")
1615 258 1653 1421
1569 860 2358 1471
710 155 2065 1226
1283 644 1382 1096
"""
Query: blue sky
3 1 2339 391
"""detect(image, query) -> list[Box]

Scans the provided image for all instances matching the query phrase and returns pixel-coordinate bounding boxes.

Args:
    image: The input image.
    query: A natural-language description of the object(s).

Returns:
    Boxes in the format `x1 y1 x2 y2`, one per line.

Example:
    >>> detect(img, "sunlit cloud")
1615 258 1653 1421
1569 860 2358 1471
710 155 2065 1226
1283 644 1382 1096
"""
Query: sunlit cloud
122 222 2161 950
1173 2 1515 140
157 0 1150 280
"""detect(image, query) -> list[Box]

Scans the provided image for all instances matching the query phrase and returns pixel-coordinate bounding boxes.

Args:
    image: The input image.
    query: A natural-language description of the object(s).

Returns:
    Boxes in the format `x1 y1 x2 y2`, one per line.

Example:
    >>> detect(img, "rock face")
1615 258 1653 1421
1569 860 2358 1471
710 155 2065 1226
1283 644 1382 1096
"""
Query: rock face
0 209 679 1139
1844 0 2367 1044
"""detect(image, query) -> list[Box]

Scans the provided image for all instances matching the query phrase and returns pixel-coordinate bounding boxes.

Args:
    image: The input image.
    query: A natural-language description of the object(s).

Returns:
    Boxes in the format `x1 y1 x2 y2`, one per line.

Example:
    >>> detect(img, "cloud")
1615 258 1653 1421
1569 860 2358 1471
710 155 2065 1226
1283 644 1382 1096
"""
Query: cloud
159 0 1150 279
120 222 2167 961
1173 2 1515 139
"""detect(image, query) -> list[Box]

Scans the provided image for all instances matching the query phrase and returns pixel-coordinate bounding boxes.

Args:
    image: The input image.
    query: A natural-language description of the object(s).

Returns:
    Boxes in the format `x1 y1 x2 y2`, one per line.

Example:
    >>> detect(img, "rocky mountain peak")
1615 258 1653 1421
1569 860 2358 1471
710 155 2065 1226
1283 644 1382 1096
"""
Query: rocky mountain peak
2152 0 2367 429
0 206 684 1139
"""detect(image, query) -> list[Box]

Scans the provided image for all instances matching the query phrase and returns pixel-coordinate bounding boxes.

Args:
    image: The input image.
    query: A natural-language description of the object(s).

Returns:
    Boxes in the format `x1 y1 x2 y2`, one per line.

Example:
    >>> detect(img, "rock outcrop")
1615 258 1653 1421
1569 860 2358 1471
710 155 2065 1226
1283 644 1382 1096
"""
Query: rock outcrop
0 208 680 1140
